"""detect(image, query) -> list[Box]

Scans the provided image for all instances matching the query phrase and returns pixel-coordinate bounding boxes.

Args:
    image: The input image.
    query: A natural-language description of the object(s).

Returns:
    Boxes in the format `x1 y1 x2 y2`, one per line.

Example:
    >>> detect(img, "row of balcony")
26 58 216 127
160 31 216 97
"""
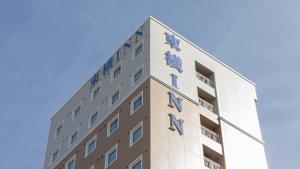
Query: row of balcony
198 97 215 113
204 156 223 169
196 72 214 87
195 62 224 169
201 125 220 143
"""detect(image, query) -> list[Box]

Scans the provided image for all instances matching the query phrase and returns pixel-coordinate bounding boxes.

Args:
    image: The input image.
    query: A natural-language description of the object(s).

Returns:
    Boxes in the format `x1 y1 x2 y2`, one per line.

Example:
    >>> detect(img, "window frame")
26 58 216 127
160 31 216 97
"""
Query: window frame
129 155 143 169
49 146 60 165
131 64 144 86
110 87 120 107
111 62 122 81
129 121 143 147
88 109 99 129
85 135 97 158
72 103 82 121
106 114 120 137
91 83 101 102
53 121 64 139
68 127 79 147
105 144 118 169
65 154 76 169
132 41 144 60
130 91 143 115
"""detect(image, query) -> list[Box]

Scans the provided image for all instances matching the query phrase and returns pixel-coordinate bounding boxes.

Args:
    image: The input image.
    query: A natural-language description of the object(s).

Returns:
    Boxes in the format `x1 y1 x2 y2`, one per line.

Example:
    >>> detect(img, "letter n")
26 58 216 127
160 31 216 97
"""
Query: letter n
168 92 182 112
168 114 184 135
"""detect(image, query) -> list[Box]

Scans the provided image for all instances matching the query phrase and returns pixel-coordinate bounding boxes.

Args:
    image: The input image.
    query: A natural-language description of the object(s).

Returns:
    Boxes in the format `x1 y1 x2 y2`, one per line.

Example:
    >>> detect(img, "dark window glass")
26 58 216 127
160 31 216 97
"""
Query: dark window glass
134 68 143 83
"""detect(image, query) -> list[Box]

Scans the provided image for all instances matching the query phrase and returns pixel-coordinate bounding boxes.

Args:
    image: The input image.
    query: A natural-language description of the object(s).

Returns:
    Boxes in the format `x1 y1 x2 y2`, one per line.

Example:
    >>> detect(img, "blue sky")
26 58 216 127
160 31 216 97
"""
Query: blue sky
0 0 299 169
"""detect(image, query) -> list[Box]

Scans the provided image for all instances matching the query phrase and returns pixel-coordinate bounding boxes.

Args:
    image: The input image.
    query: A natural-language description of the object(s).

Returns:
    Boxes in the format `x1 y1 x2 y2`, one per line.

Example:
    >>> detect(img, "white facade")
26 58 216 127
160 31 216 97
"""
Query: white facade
44 17 268 169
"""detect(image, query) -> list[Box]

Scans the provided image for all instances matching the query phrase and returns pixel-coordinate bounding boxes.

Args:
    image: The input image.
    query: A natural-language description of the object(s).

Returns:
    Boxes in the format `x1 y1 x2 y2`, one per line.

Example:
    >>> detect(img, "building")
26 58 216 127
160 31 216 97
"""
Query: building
43 16 268 169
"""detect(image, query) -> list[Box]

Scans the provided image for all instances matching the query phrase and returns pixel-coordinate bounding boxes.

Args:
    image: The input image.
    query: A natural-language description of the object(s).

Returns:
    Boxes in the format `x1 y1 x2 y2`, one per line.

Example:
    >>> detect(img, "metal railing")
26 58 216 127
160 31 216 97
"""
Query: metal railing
196 72 214 87
204 157 223 169
198 97 215 113
201 125 220 143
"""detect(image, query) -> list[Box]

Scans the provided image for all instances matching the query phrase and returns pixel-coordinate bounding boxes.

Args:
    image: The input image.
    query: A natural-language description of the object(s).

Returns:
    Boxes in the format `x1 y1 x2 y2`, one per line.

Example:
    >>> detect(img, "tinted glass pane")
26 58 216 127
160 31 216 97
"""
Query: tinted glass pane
71 131 78 144
91 112 98 125
113 66 121 78
88 140 96 154
134 97 142 112
52 150 59 162
110 119 118 134
75 106 81 117
108 149 117 165
112 91 119 105
56 125 62 136
68 160 74 169
132 160 141 169
93 86 100 98
133 127 142 143
135 44 143 57
134 69 143 83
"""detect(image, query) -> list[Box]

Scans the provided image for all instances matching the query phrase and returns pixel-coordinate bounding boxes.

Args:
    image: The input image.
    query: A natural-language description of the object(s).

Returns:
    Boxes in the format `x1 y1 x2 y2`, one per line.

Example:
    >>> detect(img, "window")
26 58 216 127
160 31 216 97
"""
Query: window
112 65 121 80
105 144 118 168
51 148 59 164
72 105 81 121
68 128 79 147
65 155 76 169
111 88 120 106
134 43 143 58
89 111 99 128
107 114 119 137
129 155 143 169
85 135 97 157
130 92 143 115
130 121 143 147
93 86 101 99
54 123 63 139
132 65 143 86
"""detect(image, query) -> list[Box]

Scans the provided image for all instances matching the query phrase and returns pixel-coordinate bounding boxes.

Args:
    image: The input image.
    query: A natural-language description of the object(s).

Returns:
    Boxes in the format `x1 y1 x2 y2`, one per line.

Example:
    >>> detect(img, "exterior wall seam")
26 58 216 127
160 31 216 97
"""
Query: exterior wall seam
149 74 265 145
219 117 265 144
149 75 200 106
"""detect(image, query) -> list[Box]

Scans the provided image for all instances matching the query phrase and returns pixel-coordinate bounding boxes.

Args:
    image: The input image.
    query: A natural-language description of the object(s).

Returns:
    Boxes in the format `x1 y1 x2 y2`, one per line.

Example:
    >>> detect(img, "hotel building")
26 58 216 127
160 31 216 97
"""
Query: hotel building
43 17 268 169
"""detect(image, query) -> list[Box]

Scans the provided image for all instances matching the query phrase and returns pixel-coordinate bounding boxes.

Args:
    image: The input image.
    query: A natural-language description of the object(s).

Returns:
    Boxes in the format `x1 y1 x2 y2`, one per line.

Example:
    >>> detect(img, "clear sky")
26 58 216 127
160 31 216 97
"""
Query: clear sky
0 0 299 169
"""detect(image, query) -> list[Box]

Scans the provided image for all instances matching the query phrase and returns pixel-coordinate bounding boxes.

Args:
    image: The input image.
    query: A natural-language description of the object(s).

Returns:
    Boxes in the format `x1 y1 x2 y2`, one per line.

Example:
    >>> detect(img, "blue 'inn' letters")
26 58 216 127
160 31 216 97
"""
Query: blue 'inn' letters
165 51 183 73
165 32 181 51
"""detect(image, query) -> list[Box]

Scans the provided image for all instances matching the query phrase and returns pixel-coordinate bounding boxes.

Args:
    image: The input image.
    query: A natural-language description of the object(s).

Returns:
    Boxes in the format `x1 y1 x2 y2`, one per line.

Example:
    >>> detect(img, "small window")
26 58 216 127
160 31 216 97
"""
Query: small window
85 135 97 157
129 155 143 169
105 144 118 168
130 92 143 115
130 121 143 147
65 155 76 169
111 88 120 106
107 114 119 137
51 148 59 163
132 65 143 86
134 43 143 58
113 65 121 80
54 123 63 139
68 129 79 146
93 86 101 99
72 105 81 121
89 111 99 128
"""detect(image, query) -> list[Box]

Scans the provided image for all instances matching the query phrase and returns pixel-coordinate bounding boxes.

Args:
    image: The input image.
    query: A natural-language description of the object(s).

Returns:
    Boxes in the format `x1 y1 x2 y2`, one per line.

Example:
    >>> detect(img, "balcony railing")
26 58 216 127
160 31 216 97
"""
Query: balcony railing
204 157 223 169
196 72 214 87
201 125 220 143
198 97 215 113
